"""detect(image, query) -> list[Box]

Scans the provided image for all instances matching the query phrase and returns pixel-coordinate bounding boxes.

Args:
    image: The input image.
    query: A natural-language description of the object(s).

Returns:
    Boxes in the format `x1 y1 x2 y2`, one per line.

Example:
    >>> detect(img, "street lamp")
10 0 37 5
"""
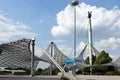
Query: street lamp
72 0 79 6
31 38 35 77
72 0 79 76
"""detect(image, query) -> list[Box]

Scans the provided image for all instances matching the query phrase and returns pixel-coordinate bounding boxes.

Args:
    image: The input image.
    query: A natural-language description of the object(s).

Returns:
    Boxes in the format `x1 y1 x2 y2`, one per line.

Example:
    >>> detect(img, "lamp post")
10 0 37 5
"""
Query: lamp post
31 38 35 77
72 0 79 76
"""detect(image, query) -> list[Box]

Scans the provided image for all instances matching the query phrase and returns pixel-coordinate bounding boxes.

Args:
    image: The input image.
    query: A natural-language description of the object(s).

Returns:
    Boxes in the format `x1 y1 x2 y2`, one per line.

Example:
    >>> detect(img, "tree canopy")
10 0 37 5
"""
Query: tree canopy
95 50 112 64
85 50 112 65
83 50 113 75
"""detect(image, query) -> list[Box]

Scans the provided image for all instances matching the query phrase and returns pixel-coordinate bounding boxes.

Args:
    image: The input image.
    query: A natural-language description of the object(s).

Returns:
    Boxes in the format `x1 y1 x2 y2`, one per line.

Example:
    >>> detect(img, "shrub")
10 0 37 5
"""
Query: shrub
105 71 120 75
52 68 60 75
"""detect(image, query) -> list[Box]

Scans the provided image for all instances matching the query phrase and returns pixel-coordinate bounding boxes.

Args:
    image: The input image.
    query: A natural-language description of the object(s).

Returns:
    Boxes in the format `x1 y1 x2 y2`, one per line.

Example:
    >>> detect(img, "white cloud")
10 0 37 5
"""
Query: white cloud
77 42 86 52
56 41 87 58
51 2 120 40
51 2 120 58
51 25 70 36
0 14 35 42
51 5 74 37
62 47 73 58
110 54 118 61
16 21 31 29
35 46 43 57
95 37 120 51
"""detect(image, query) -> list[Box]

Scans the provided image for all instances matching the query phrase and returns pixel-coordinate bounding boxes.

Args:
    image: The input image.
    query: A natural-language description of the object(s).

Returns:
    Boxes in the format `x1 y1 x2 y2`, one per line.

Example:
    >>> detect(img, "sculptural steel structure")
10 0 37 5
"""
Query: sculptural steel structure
0 39 66 75
0 38 119 73
0 38 100 71
0 39 39 70
40 42 68 66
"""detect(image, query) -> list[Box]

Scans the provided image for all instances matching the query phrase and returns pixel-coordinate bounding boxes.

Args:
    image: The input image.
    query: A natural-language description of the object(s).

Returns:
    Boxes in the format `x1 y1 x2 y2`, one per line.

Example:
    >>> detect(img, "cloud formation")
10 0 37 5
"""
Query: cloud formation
51 2 120 39
51 2 120 58
0 14 35 42
95 37 120 51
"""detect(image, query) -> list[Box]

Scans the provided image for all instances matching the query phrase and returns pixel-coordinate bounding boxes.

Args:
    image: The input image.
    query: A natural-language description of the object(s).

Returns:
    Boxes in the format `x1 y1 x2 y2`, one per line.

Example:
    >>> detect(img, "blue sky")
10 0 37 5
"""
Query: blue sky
0 0 73 44
0 0 120 68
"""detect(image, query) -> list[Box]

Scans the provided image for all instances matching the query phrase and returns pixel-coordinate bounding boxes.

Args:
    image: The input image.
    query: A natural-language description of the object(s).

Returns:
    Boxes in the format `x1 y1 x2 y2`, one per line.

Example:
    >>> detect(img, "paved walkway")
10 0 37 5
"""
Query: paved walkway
0 75 120 80
76 75 120 80
0 75 60 80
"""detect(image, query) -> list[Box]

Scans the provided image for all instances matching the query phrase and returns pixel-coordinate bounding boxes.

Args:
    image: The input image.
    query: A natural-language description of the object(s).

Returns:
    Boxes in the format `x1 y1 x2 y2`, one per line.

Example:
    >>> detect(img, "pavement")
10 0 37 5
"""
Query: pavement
76 75 120 80
0 75 61 80
62 72 120 80
0 75 120 80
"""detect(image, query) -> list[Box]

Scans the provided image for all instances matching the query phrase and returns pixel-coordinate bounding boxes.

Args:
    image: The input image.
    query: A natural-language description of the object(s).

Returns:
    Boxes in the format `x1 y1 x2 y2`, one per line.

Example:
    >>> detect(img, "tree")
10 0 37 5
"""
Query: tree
84 50 113 75
35 68 43 75
95 50 112 64
85 56 89 64
0 48 2 54
85 55 96 64
52 68 60 75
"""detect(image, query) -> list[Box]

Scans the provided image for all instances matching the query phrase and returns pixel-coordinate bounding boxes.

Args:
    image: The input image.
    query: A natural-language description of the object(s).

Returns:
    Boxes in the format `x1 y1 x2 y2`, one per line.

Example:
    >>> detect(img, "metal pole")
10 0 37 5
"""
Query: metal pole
72 0 79 76
50 42 54 75
31 38 35 77
88 11 93 75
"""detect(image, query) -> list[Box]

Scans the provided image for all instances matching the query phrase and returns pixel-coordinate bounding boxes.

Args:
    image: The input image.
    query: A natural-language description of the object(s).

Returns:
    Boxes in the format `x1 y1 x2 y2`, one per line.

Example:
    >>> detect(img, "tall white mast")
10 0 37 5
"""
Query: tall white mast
72 0 79 76
88 11 93 75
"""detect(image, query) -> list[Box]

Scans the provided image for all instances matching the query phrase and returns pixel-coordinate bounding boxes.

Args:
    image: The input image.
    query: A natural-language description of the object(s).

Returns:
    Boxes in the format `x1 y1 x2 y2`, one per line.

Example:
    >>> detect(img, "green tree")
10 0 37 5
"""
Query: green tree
85 56 89 64
95 50 112 64
35 68 43 75
85 55 96 64
0 48 2 54
84 50 113 75
52 68 60 75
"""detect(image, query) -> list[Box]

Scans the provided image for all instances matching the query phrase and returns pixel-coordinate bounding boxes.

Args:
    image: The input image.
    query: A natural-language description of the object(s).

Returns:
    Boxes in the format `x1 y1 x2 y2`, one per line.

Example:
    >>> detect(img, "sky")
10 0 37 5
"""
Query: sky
0 0 120 68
